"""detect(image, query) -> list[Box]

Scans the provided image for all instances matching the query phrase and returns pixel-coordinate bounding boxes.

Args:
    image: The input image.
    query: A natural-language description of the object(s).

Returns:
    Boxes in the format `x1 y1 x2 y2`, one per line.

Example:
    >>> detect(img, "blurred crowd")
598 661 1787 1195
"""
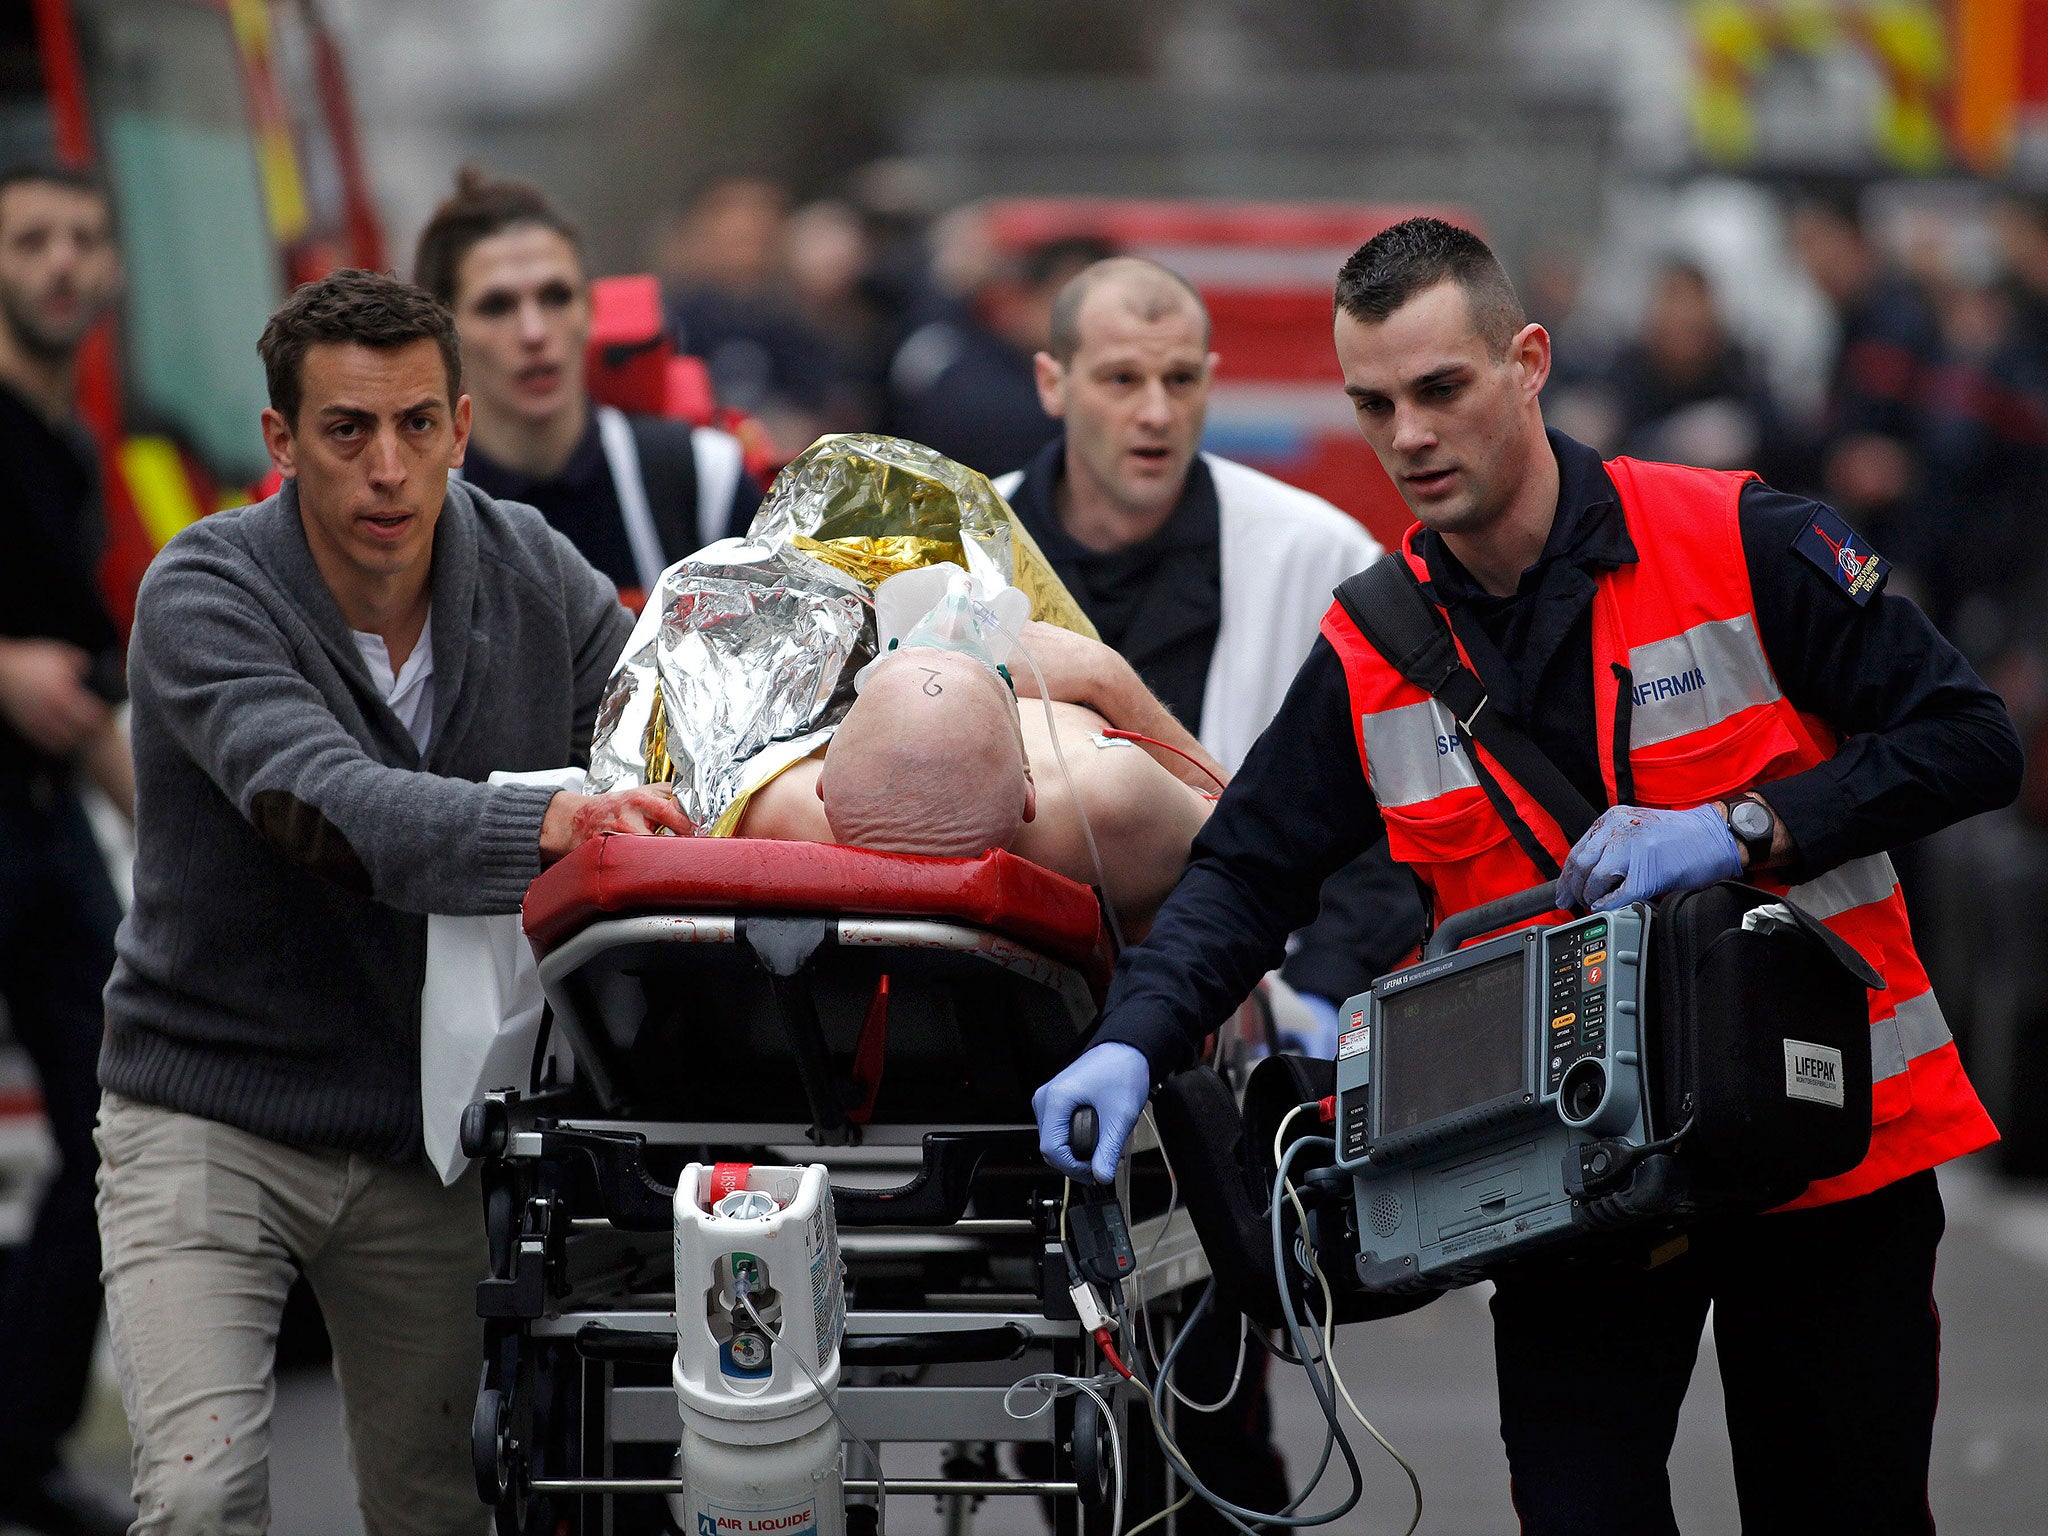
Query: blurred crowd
650 169 2048 803
646 172 1112 483
1537 188 2048 820
584 172 2048 826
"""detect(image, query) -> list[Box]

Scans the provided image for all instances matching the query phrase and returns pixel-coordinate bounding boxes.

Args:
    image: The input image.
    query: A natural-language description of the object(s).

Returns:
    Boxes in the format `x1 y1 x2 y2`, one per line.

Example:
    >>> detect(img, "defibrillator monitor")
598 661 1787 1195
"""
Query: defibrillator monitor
1334 904 1656 1289
1373 952 1528 1140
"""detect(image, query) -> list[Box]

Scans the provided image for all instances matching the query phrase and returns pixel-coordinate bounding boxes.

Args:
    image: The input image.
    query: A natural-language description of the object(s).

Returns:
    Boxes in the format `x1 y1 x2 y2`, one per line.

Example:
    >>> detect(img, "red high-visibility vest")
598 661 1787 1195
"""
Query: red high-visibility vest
1320 455 1995 1208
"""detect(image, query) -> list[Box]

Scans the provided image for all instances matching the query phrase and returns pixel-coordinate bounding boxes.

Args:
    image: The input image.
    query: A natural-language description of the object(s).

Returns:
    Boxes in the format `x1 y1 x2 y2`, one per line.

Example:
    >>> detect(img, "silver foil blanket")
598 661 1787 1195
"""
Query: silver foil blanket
585 541 873 829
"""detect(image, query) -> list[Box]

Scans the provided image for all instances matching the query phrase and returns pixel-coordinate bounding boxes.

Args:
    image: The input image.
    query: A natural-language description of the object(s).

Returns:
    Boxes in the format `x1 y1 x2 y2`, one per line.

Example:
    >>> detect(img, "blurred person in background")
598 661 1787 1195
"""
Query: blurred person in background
846 158 945 339
1519 242 1624 453
1589 259 1787 476
659 175 840 462
784 197 889 431
1992 190 2048 376
416 170 759 603
1788 191 1941 541
887 214 1116 477
0 162 136 1536
999 256 1418 1528
1909 271 2048 644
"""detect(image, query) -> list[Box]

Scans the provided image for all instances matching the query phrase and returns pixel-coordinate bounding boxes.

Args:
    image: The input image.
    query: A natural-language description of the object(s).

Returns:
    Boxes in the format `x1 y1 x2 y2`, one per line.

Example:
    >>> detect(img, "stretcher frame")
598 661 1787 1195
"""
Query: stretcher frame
468 842 1207 1536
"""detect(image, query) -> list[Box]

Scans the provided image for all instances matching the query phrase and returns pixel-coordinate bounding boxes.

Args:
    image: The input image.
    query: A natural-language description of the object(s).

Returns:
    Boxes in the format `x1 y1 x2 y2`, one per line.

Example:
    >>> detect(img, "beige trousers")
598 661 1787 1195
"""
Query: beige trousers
94 1092 490 1536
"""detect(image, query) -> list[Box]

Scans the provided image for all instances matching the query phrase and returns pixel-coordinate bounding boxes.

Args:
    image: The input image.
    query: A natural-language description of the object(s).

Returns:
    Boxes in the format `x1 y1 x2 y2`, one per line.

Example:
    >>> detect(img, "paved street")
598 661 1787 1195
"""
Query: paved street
33 1158 2047 1536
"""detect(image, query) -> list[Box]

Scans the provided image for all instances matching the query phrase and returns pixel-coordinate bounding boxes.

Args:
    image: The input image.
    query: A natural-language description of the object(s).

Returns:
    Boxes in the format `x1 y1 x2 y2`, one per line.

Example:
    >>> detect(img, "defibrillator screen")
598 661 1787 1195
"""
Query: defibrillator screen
1376 953 1528 1135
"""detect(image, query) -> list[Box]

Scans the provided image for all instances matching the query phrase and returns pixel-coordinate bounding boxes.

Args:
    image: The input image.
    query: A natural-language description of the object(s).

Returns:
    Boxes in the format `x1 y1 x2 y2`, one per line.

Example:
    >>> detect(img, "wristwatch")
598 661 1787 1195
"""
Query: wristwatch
1720 794 1777 871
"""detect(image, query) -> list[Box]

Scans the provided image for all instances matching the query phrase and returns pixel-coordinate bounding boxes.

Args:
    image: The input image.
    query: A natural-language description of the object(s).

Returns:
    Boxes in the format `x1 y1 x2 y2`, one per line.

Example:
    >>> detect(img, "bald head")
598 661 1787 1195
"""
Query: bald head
1048 257 1209 364
820 649 1032 858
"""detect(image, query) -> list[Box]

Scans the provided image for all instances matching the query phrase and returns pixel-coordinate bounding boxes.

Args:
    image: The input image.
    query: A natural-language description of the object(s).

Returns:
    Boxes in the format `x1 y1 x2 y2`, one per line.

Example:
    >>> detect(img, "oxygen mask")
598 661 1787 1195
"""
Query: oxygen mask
856 563 1029 692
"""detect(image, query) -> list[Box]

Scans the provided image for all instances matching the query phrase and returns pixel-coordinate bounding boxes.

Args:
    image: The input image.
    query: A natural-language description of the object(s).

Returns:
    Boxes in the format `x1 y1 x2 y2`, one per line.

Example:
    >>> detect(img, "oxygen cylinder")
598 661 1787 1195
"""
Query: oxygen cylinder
671 1162 847 1536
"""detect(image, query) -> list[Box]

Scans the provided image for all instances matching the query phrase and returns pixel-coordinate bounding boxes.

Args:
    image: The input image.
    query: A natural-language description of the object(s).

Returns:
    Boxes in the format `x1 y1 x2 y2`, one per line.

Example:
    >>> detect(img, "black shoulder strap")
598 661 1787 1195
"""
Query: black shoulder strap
626 416 700 563
1334 556 1599 853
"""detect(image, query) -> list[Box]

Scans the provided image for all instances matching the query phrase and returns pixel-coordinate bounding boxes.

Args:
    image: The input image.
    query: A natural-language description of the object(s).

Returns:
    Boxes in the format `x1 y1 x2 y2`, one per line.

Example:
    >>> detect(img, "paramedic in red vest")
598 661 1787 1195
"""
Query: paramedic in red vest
1034 217 2019 1533
414 170 760 603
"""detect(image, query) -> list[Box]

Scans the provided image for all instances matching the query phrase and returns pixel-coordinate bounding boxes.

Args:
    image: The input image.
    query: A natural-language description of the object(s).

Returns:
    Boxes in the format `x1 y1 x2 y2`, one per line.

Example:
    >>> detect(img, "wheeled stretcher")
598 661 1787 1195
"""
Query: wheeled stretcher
464 833 1205 1536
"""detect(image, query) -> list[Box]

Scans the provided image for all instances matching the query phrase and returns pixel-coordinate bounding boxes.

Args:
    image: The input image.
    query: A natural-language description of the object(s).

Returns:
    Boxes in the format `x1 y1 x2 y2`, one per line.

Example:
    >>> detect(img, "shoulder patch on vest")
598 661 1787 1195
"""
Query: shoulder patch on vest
1791 505 1889 605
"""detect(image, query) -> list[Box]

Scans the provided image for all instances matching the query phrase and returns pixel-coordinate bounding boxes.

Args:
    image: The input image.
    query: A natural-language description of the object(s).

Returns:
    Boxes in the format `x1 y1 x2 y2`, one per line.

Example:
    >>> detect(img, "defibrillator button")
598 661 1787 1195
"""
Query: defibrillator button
1583 949 1606 966
1552 1012 1576 1029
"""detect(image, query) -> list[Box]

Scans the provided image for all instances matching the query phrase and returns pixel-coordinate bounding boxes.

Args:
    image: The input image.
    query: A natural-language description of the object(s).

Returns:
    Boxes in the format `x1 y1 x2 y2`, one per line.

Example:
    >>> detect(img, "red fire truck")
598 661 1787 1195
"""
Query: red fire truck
8 0 384 630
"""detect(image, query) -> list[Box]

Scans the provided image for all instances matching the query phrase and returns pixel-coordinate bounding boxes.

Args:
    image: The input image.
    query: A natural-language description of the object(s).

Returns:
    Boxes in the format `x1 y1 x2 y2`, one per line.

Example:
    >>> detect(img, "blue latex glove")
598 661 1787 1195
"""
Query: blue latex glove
1556 803 1741 913
1280 993 1343 1059
1032 1041 1151 1184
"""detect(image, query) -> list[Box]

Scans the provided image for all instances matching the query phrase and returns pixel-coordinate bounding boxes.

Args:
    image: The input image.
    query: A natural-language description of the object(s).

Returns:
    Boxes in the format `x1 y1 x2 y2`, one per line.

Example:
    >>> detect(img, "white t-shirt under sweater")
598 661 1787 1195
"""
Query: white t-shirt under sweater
351 609 435 754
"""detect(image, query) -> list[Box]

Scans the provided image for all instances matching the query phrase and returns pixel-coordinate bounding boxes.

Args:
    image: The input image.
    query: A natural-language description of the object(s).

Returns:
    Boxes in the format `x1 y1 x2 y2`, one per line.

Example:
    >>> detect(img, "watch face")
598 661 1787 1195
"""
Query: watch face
1731 801 1772 840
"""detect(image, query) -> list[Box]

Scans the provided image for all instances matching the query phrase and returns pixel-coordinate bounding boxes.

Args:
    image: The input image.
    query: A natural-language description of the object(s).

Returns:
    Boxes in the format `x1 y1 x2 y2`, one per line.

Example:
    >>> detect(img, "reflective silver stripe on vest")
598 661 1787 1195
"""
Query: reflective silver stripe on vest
1627 615 1782 748
1360 698 1478 808
1785 853 1899 922
1870 989 1952 1082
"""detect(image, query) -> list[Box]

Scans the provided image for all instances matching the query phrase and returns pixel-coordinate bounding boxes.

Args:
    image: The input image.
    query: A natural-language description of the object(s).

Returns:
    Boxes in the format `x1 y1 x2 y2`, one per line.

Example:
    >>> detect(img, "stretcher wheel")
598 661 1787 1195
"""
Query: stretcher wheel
472 1378 511 1506
473 1377 537 1536
463 1096 511 1160
1072 1394 1115 1530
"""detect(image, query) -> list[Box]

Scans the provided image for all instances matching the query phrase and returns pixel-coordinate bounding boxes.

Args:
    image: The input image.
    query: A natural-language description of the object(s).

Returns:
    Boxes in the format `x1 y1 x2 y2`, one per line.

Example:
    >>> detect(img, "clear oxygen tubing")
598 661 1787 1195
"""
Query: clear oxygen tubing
734 1275 888 1536
1007 633 1126 954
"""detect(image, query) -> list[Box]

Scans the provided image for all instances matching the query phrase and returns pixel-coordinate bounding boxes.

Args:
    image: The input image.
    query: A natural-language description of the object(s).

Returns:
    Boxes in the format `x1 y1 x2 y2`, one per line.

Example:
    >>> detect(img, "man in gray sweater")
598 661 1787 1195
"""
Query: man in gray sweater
95 269 686 1536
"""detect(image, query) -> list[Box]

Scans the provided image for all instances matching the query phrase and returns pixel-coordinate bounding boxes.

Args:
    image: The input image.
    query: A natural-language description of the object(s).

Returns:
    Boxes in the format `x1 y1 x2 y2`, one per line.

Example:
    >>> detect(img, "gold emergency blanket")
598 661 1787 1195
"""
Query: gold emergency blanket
586 434 1096 833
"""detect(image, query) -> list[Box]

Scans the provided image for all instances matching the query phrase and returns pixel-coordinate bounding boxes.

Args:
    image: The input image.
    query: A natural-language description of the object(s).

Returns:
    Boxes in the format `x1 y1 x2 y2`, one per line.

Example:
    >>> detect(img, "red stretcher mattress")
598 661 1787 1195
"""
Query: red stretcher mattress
523 834 1113 988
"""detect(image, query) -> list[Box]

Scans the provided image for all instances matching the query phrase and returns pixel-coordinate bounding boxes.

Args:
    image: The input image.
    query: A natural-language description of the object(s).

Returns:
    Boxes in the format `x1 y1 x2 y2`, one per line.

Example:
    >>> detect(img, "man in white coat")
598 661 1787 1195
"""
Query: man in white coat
998 257 1422 1022
996 255 1423 1526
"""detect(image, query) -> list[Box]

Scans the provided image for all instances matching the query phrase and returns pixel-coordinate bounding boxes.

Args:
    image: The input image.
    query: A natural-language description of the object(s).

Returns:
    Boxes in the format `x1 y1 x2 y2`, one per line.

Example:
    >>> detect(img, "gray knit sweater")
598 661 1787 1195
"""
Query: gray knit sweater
101 478 632 1161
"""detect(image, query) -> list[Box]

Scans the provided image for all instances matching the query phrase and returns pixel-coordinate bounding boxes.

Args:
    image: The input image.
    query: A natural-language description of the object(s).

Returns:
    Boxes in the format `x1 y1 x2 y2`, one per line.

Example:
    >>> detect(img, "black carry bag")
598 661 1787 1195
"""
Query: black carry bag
1633 879 1881 1217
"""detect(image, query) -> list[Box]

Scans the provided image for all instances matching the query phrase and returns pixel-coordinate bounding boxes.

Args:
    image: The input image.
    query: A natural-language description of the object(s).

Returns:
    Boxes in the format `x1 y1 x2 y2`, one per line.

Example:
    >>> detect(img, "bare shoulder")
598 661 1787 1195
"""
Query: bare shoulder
732 757 833 842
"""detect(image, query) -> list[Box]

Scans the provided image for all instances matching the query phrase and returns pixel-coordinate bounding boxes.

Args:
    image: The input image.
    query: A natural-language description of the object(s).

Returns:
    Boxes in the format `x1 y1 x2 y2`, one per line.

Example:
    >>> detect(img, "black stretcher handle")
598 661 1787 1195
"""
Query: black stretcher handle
1424 881 1562 960
1070 1105 1099 1163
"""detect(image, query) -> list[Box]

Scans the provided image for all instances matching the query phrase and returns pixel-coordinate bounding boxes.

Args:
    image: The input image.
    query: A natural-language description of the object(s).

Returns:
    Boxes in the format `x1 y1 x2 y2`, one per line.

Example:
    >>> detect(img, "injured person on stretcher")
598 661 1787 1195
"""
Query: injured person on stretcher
735 624 1221 931
582 433 1223 933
